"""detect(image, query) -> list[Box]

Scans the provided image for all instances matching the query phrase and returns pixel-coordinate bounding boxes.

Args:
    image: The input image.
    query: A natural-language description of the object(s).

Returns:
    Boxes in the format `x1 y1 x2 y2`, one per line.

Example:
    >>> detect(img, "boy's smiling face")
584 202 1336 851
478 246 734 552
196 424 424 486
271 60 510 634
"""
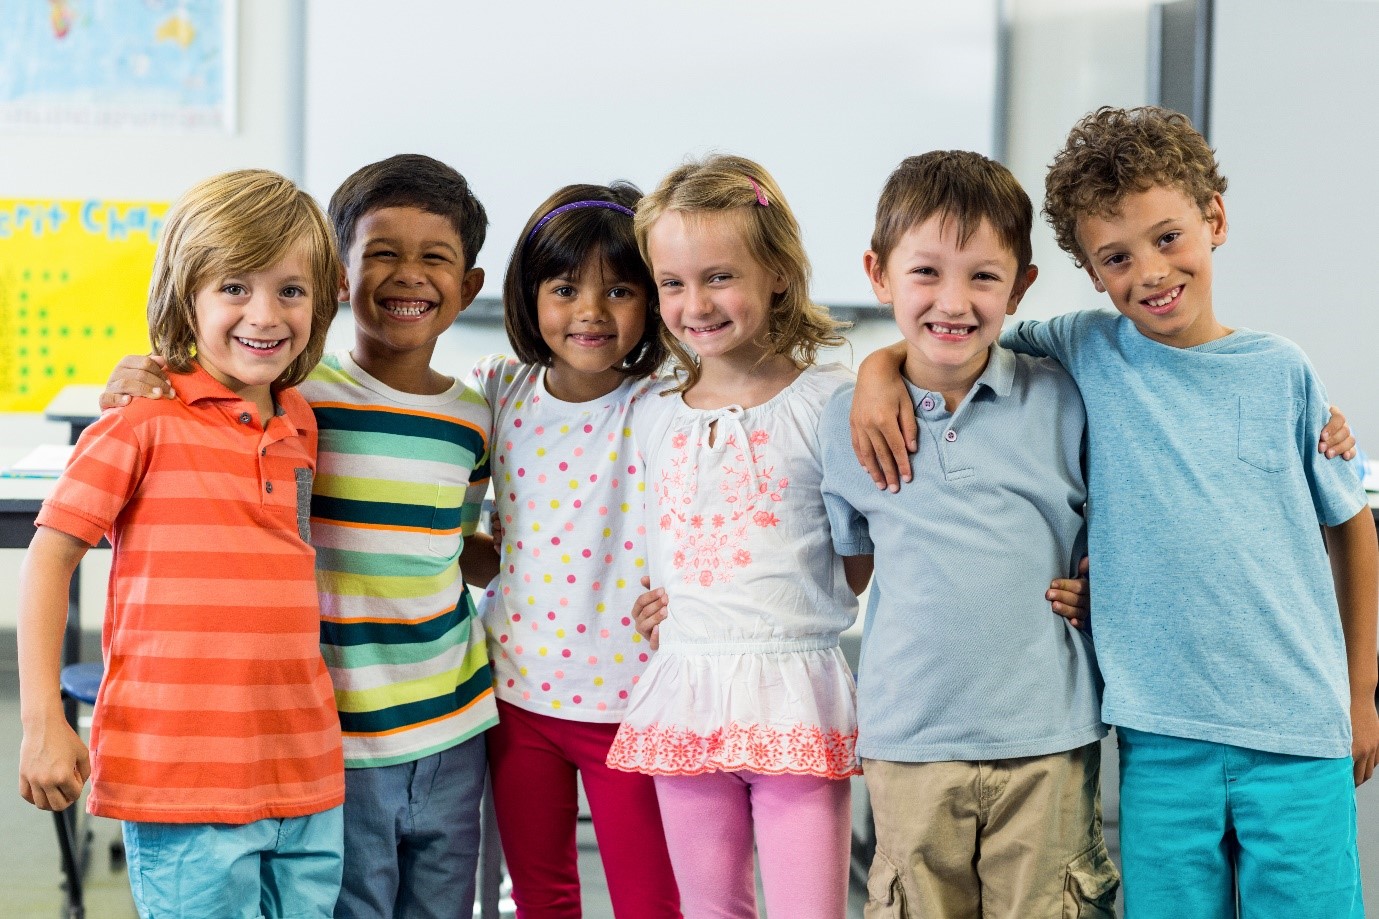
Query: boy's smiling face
866 213 1035 404
1077 185 1229 349
341 205 483 368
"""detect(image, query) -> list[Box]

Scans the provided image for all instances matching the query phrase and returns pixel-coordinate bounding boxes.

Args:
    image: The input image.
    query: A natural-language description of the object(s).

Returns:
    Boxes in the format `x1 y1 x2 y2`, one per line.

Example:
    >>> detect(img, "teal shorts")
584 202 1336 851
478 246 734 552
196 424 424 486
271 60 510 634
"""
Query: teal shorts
1117 727 1361 919
122 806 343 918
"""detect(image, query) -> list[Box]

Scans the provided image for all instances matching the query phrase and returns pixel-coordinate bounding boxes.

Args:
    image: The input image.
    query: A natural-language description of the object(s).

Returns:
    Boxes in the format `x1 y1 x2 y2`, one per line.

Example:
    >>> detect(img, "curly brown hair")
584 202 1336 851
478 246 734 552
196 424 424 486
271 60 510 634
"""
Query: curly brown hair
1044 106 1227 267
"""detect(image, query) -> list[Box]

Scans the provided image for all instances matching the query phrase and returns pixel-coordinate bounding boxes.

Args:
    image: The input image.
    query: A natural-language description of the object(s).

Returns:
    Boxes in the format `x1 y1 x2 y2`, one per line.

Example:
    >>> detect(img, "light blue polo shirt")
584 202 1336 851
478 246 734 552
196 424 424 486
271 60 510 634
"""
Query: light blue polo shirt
820 345 1105 762
1003 311 1366 758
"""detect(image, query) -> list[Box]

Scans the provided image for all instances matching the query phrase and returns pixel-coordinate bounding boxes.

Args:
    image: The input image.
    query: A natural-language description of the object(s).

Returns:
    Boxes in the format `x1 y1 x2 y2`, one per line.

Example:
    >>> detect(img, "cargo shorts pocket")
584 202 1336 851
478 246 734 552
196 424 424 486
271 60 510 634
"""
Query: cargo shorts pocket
1063 838 1119 918
866 849 909 918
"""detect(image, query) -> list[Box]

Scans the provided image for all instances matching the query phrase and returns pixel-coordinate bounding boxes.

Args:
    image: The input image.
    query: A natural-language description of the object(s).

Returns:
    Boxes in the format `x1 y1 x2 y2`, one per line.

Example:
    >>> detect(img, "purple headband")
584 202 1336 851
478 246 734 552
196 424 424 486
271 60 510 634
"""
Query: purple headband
527 200 635 242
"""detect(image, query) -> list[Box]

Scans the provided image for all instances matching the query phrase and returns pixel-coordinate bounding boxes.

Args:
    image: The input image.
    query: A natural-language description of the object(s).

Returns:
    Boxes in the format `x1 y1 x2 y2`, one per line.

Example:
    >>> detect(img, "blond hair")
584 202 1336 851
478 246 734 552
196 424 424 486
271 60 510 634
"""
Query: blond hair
148 169 340 388
634 154 845 391
1045 106 1227 267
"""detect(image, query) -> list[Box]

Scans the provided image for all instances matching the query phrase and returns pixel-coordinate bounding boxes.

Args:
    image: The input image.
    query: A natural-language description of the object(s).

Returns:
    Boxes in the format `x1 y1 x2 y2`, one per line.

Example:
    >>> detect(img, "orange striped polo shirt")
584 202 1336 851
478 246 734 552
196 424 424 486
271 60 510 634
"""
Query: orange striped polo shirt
36 363 344 824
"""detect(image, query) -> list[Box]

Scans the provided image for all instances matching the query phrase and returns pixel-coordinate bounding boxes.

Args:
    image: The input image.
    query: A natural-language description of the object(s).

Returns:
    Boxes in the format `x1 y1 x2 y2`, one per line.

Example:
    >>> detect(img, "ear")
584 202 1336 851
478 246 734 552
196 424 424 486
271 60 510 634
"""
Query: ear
771 270 788 296
337 266 351 305
1206 192 1228 248
1083 263 1106 293
457 267 485 312
863 250 891 304
1006 264 1038 315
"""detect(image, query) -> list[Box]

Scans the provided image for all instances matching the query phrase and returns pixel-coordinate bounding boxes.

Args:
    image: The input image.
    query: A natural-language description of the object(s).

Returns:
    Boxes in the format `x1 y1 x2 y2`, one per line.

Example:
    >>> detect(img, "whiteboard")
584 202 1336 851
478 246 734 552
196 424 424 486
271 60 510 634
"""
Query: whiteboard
304 0 999 307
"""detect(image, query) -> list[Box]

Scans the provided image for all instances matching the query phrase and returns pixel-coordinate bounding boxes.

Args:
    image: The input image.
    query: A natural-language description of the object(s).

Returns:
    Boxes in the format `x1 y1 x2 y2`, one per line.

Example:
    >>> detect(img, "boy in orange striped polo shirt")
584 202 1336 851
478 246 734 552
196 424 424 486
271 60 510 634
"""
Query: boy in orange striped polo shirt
18 170 346 918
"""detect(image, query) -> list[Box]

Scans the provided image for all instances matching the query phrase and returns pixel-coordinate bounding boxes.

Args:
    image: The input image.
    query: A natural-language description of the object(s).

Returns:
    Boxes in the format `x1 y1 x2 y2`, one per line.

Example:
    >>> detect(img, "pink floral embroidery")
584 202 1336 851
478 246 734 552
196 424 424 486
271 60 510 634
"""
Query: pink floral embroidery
657 425 788 586
605 720 860 779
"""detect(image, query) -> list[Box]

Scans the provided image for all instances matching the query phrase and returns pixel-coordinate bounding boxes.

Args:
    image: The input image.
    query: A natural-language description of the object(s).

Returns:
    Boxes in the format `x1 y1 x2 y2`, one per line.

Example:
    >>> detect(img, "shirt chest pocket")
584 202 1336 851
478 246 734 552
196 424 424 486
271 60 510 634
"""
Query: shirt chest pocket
426 480 468 558
1237 394 1296 474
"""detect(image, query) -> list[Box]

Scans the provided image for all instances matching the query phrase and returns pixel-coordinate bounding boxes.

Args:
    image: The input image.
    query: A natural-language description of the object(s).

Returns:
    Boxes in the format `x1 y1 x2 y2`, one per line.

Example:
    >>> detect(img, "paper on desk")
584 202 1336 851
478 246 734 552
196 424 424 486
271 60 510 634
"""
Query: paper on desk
1 444 74 478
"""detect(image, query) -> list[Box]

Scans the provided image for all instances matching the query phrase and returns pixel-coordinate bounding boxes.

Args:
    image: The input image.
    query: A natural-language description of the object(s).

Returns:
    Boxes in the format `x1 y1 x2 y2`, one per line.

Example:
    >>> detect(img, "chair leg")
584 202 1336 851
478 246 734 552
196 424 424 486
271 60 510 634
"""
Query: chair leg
53 807 86 919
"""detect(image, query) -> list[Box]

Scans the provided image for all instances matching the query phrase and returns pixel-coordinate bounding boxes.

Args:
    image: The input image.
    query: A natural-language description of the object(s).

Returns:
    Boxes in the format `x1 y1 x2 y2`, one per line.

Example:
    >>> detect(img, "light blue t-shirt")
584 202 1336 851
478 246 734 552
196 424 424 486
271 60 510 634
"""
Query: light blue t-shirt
820 346 1105 762
1004 311 1366 758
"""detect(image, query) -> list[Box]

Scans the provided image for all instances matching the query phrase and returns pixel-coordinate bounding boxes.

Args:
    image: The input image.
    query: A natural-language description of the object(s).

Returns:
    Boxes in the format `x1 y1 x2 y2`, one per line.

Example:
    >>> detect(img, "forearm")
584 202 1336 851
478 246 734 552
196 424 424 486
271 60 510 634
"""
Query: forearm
857 341 907 383
843 554 874 595
18 528 89 727
1326 508 1379 702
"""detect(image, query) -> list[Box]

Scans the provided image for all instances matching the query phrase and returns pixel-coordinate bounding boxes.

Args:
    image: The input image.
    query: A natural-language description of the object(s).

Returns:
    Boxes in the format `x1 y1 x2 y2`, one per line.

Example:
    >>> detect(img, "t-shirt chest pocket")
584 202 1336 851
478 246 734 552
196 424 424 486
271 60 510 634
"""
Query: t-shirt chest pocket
426 477 468 558
1237 393 1296 474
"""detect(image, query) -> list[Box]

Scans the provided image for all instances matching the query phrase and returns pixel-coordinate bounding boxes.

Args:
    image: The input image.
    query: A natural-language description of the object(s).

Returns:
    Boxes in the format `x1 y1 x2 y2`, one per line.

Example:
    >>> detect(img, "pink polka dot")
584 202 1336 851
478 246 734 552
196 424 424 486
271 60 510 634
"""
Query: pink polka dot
522 573 532 583
577 624 587 633
512 613 521 622
551 536 561 546
618 690 629 699
598 507 608 516
587 656 598 665
573 447 584 457
624 541 634 550
573 499 582 508
559 461 568 471
627 465 637 474
592 581 602 591
637 526 646 535
547 611 557 621
508 493 516 501
537 474 547 484
604 554 613 564
582 549 592 558
600 629 611 638
554 670 565 678
639 653 649 662
559 598 569 606
612 479 620 488
584 424 593 433
514 645 523 654
499 635 508 643
590 473 599 482
562 649 572 658
505 441 513 451
517 468 526 477
567 575 577 584
507 679 515 688
621 617 631 626
573 695 583 704
523 691 531 700
564 522 574 532
541 682 551 691
535 426 545 435
531 549 541 558
527 500 536 510
597 702 608 711
515 540 524 549
514 419 523 428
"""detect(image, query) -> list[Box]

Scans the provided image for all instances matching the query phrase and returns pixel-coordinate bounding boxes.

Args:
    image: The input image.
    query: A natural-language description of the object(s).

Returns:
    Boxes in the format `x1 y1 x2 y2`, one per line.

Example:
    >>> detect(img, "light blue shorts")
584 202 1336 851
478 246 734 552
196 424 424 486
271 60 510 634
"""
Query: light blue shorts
122 806 343 919
1117 727 1361 919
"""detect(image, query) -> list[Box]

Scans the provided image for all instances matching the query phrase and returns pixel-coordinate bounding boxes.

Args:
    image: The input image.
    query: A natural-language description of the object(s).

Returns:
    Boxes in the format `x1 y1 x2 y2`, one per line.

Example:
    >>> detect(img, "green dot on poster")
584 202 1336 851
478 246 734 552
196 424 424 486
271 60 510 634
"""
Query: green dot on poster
66 365 77 377
18 366 28 377
60 271 69 282
82 327 93 337
18 384 28 395
39 346 48 356
41 271 50 282
21 269 30 281
38 308 47 319
44 366 54 377
17 327 27 337
17 347 27 357
105 326 116 337
59 326 69 337
39 328 48 338
17 292 27 303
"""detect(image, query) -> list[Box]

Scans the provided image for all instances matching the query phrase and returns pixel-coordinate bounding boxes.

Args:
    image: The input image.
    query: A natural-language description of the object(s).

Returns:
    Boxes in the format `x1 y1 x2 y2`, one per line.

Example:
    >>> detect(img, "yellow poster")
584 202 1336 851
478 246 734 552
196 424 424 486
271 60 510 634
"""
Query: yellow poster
0 199 167 411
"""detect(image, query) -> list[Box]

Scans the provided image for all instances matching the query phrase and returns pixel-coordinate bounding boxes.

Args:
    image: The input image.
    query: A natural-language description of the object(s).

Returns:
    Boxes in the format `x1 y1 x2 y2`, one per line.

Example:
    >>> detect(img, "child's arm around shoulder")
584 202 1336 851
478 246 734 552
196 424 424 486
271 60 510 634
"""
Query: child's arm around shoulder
1325 507 1379 785
99 354 177 409
17 527 94 811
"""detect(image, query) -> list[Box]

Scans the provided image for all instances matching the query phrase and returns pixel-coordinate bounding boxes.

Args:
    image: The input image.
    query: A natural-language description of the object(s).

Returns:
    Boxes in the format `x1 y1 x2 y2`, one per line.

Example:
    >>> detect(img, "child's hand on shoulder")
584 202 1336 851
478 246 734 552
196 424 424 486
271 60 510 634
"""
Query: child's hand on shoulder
1047 556 1091 629
850 344 917 492
99 354 176 410
632 575 668 651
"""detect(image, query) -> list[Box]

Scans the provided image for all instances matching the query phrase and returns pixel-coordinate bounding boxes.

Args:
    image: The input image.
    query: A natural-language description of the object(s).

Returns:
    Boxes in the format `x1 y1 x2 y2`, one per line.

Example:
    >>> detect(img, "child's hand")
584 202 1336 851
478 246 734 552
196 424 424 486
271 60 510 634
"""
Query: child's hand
99 354 176 410
1047 556 1091 629
1352 696 1379 785
632 575 668 651
850 345 917 492
488 507 504 551
1320 405 1357 461
18 715 91 812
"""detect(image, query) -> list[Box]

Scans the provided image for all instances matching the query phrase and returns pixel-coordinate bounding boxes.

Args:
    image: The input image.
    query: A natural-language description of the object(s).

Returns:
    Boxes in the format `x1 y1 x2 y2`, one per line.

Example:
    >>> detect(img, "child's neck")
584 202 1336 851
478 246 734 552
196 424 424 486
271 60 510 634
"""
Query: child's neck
352 338 451 396
902 352 988 412
545 364 625 404
685 351 801 410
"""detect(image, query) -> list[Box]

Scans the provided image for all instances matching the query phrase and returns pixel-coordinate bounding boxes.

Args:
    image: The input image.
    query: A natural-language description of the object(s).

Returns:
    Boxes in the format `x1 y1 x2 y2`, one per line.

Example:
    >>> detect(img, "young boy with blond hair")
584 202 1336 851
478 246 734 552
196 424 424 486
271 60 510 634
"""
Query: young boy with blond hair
854 108 1377 918
819 150 1117 917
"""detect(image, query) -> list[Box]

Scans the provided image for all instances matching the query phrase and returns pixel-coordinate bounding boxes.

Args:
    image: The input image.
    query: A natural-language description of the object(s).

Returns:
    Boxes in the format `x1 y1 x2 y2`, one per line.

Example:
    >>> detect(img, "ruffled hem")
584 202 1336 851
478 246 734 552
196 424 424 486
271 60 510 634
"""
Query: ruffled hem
606 720 861 779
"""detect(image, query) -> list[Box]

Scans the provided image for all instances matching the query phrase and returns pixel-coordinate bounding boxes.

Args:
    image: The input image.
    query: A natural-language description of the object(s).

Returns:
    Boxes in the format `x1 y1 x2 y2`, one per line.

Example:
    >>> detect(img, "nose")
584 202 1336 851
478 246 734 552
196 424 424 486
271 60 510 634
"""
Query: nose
391 254 426 286
1139 252 1170 288
574 289 609 322
933 278 969 315
245 289 285 327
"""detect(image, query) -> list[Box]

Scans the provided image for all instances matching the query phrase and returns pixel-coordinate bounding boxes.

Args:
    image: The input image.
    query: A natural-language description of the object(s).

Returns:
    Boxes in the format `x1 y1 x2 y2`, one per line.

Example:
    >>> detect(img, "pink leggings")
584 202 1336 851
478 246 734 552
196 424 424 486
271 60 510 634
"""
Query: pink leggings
488 700 681 918
654 771 852 919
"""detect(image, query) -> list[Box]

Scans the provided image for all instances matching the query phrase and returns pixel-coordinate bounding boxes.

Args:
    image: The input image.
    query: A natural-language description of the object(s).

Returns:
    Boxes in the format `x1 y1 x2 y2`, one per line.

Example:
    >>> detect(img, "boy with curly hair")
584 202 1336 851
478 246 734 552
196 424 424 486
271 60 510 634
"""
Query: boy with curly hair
853 107 1377 918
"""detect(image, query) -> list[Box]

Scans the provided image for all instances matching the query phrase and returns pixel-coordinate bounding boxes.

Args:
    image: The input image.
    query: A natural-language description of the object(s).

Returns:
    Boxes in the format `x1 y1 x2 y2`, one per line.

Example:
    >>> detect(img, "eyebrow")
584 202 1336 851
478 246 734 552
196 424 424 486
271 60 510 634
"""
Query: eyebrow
362 236 460 255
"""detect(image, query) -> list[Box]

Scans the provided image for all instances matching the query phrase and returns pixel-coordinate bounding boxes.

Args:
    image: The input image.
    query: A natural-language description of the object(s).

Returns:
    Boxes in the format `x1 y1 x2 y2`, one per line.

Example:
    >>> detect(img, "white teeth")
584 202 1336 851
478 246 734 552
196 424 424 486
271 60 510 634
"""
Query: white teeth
383 301 430 317
1145 287 1181 308
236 337 282 350
929 323 972 335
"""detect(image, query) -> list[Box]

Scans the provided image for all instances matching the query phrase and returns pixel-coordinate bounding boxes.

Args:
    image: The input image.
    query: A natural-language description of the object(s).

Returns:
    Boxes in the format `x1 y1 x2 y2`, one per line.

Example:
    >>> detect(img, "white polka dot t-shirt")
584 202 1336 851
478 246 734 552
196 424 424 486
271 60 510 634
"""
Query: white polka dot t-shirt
470 354 662 722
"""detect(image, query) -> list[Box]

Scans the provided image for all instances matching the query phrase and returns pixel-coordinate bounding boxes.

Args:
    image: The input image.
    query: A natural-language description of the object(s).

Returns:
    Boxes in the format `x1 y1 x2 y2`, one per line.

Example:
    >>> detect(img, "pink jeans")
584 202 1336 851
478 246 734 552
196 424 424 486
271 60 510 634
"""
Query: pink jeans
488 700 681 918
654 771 852 919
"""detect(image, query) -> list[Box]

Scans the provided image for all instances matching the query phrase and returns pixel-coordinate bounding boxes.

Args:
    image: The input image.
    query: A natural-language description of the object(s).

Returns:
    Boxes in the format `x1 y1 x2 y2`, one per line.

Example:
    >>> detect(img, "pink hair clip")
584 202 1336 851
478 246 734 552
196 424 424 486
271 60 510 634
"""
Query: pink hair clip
747 177 769 207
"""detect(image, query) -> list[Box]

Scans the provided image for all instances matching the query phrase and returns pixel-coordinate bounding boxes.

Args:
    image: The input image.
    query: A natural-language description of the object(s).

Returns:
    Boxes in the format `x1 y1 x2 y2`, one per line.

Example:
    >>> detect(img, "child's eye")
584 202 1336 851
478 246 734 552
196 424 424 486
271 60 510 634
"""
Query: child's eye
552 285 576 298
1159 231 1181 247
221 283 248 296
1103 254 1128 268
911 266 937 278
973 272 1000 283
659 279 683 291
366 249 396 260
424 252 452 263
281 285 309 299
708 273 732 284
608 286 637 300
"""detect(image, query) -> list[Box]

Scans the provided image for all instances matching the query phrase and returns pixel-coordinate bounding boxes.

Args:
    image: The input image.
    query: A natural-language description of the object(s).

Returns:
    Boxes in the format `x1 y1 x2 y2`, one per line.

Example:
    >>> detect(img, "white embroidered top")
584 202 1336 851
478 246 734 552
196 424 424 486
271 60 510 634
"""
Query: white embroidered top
607 362 861 778
470 355 661 722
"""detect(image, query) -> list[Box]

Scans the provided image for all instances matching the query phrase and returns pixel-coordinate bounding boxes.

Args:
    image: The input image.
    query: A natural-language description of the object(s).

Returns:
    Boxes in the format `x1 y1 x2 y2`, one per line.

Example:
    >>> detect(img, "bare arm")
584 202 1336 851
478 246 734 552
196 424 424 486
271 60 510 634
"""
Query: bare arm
98 354 176 410
850 342 914 492
460 532 500 587
843 554 874 595
1324 507 1379 785
18 527 93 811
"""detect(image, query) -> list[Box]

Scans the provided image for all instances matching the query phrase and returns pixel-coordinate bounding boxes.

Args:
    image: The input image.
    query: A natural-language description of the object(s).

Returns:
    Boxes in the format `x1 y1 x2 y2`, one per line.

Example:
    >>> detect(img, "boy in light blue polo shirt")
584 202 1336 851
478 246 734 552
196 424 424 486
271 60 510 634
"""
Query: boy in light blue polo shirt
820 151 1117 917
852 109 1378 919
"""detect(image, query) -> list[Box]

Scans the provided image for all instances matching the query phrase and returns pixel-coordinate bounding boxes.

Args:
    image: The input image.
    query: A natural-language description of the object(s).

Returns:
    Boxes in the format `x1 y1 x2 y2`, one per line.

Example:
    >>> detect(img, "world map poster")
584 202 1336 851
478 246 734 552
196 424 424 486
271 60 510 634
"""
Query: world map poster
0 0 235 132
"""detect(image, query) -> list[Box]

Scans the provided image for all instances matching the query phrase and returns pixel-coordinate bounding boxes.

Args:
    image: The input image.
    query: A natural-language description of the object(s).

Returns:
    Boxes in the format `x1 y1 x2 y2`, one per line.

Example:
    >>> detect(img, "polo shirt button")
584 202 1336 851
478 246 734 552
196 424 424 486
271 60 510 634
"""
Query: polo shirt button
265 481 273 493
944 429 958 442
260 448 267 456
239 412 252 424
920 397 936 411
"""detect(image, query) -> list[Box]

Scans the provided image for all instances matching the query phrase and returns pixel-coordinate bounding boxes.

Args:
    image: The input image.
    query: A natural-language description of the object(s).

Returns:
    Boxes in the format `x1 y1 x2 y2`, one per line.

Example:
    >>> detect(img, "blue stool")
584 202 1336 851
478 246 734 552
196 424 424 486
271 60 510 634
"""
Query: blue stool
55 661 103 919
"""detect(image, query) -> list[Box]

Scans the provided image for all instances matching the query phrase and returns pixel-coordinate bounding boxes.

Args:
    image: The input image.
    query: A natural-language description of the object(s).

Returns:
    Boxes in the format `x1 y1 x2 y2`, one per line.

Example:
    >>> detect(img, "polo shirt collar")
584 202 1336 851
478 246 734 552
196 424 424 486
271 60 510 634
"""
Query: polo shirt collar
171 362 296 428
902 344 1015 408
